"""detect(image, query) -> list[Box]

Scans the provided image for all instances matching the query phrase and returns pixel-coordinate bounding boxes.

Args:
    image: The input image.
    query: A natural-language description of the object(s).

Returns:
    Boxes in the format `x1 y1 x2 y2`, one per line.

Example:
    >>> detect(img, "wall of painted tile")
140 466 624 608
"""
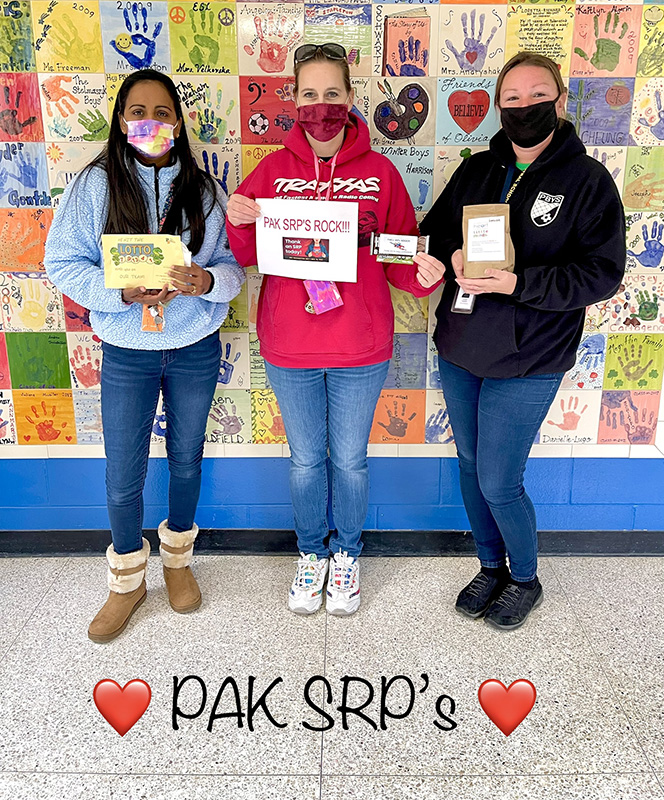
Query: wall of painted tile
0 0 663 459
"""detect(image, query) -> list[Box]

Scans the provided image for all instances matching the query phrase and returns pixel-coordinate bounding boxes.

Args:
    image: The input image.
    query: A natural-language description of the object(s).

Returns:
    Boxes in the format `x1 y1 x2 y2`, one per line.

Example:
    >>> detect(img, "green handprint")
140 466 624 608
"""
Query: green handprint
631 289 659 322
192 84 234 144
78 109 109 142
179 8 222 68
574 12 629 72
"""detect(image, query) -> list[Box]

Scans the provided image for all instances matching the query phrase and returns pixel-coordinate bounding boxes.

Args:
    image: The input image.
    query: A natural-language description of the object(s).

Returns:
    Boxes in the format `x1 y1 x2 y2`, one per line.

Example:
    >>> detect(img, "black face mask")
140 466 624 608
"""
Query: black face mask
500 96 560 149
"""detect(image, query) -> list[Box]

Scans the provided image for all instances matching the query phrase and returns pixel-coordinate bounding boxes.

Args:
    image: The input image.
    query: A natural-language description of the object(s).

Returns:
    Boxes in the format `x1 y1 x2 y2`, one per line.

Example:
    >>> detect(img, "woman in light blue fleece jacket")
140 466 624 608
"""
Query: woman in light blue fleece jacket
45 69 245 643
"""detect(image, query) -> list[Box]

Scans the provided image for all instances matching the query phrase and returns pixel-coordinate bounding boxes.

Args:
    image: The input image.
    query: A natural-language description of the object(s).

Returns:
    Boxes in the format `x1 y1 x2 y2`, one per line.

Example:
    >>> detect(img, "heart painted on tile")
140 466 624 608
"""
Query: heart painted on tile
466 51 478 65
189 111 197 121
93 679 151 736
448 90 490 134
258 410 266 418
65 435 72 441
577 382 584 388
229 130 236 137
477 679 536 736
24 435 30 442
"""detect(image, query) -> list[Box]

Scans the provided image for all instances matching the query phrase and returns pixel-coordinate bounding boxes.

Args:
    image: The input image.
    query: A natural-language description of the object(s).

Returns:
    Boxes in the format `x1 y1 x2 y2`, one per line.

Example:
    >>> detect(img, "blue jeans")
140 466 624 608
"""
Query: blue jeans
265 360 390 559
101 333 220 555
438 357 563 582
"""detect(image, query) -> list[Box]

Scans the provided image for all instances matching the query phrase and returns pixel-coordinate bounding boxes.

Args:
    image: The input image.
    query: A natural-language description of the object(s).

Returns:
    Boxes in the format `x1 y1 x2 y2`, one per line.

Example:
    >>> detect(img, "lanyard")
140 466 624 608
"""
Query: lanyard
500 164 527 204
158 181 176 231
312 148 340 202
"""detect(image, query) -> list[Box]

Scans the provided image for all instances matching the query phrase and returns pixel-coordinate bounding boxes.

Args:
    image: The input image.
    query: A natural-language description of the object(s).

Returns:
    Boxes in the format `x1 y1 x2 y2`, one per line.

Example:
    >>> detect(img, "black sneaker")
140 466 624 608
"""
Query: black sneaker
484 579 543 631
455 570 510 619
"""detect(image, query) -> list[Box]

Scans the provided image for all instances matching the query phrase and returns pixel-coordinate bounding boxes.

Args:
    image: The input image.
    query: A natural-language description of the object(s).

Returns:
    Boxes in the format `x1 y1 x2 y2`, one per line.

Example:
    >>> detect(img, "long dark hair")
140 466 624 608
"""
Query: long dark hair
86 69 218 255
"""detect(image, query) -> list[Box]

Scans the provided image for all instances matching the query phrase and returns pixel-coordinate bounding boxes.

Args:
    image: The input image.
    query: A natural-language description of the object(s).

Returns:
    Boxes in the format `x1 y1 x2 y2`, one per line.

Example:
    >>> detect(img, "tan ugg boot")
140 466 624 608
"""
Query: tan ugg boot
158 520 202 613
88 538 150 643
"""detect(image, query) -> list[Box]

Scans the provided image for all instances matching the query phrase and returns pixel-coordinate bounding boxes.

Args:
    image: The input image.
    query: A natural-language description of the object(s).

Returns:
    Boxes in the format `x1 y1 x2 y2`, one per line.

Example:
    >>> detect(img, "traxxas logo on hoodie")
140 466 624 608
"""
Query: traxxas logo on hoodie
530 192 564 227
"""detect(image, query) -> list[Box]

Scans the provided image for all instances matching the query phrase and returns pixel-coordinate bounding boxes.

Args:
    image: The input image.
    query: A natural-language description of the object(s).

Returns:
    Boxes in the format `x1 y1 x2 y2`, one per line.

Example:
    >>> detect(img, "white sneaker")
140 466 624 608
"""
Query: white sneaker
288 553 329 615
326 550 361 616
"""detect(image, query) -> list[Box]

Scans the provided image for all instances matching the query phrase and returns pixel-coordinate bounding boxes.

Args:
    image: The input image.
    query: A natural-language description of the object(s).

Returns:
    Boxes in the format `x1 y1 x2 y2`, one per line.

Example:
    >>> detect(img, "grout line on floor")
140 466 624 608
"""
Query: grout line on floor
0 557 70 668
318 608 328 800
547 557 662 783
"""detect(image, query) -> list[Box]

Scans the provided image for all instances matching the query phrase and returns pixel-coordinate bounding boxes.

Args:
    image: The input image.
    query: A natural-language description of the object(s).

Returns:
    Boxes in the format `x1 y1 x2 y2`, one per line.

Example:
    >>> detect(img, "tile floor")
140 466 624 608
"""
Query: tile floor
0 554 663 800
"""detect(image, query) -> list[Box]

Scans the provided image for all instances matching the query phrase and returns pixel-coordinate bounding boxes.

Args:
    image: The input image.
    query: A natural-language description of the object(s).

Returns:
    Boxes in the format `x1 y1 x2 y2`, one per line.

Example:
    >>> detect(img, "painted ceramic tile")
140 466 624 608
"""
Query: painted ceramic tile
0 1 35 72
220 281 249 331
45 142 103 207
251 387 287 443
304 4 372 77
0 208 52 271
391 284 428 332
426 334 441 388
625 211 664 273
351 77 371 124
435 76 499 145
218 331 250 389
561 331 607 390
67 331 102 390
247 271 262 330
168 1 238 75
598 388 659 444
379 5 438 77
0 332 9 389
62 295 92 331
241 142 282 177
432 143 485 198
637 4 664 77
151 392 166 442
1 273 64 332
384 332 427 388
424 387 454 443
605 274 664 331
237 4 303 76
0 141 51 211
13 388 77 443
192 143 242 194
623 145 664 212
32 0 105 73
539 388 603 445
176 76 241 144
379 144 433 210
567 77 634 147
206 387 251 443
505 5 575 74
587 144 627 193
100 0 171 73
370 76 436 146
630 76 664 144
73 387 103 443
438 6 506 77
249 331 270 388
0 388 17 444
0 73 44 142
4 331 70 389
239 75 296 144
369 388 426 442
604 331 664 390
571 5 641 78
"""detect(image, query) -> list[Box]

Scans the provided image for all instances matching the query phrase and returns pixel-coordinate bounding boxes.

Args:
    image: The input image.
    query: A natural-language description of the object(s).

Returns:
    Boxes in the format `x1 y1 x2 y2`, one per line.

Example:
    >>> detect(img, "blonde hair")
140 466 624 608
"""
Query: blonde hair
293 49 352 97
495 51 567 109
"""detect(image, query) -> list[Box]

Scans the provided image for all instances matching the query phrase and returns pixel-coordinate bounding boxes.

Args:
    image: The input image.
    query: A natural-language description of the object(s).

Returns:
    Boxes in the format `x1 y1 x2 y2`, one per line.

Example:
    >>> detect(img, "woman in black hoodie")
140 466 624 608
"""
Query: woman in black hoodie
420 52 626 631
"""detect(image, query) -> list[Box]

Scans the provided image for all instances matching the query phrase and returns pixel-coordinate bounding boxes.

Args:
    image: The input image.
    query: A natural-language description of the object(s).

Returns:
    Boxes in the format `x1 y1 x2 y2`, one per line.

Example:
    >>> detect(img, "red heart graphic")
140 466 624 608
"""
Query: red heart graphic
577 382 585 388
188 111 197 120
466 51 478 65
24 435 30 442
93 679 151 736
478 679 536 736
229 130 236 137
448 90 490 134
65 435 72 441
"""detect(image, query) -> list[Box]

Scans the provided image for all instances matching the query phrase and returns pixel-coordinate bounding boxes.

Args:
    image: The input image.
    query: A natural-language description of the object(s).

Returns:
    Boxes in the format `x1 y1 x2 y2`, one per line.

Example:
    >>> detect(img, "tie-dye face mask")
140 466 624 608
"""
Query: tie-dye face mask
123 117 176 158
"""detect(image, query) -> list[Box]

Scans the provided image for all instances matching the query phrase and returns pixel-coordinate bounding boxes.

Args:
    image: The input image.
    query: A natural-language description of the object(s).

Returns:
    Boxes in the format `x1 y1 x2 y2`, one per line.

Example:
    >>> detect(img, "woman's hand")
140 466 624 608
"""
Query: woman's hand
169 262 212 296
122 285 180 305
457 268 518 296
227 193 261 226
414 253 445 288
451 248 464 280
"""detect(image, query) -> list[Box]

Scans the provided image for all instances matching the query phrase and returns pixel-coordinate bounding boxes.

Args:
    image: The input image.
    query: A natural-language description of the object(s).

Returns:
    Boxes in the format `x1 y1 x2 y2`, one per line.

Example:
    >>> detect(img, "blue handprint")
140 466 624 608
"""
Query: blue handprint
445 10 497 73
626 220 664 268
7 151 38 189
591 148 621 181
577 333 605 370
425 408 454 444
152 412 166 438
639 90 664 141
418 179 430 205
202 150 230 195
218 340 241 385
110 3 163 70
386 35 429 77
48 116 72 139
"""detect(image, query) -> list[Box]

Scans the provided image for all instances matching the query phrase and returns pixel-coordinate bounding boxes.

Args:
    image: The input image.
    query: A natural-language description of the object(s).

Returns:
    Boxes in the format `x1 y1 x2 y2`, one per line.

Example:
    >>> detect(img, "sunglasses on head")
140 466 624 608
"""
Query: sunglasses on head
293 43 348 65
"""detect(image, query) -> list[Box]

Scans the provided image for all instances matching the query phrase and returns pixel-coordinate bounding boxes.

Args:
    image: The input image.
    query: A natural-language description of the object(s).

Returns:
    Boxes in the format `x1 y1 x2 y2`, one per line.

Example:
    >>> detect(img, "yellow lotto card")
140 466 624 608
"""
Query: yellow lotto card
102 234 184 289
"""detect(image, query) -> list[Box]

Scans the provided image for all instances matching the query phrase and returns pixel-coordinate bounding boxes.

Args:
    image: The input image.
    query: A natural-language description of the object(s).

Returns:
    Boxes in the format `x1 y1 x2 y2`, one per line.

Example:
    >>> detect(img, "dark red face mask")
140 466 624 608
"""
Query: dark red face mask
297 103 349 142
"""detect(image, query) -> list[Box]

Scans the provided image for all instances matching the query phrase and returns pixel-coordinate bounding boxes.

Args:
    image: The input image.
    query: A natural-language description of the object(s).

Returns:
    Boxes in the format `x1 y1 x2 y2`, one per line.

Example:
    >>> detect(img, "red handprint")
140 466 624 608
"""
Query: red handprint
25 401 67 442
244 13 301 74
547 396 588 431
70 345 101 388
40 76 79 118
268 402 286 437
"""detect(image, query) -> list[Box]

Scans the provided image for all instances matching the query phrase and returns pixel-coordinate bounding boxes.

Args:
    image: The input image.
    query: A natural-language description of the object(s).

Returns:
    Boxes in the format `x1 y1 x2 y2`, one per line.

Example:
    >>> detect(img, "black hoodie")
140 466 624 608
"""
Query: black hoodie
420 121 626 378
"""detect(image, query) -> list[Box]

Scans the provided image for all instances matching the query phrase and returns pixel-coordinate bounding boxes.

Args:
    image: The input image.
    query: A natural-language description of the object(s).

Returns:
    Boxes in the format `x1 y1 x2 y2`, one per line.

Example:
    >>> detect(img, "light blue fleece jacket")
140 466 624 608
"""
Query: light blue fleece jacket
45 156 245 350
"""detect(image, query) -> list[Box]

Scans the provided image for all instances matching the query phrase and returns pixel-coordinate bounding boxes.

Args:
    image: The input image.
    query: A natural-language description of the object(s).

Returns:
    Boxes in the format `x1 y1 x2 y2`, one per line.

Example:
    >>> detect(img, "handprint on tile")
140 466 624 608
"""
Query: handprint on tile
622 402 657 444
617 342 654 381
41 76 79 118
386 35 429 78
425 408 453 444
244 13 301 74
210 402 243 436
6 151 38 189
152 411 166 438
25 400 67 442
78 110 109 142
395 295 427 332
445 10 497 74
637 29 664 77
0 84 38 137
192 85 235 144
201 150 230 194
267 401 285 437
638 90 664 141
378 400 416 438
623 173 664 211
179 8 225 68
591 148 621 181
547 396 588 431
70 345 101 388
218 340 241 385
110 4 163 70
627 221 664 269
574 12 629 72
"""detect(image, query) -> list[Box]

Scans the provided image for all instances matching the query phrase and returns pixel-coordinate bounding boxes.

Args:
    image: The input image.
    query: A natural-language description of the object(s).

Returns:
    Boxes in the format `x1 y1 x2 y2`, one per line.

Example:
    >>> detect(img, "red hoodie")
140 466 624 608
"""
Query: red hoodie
227 114 441 368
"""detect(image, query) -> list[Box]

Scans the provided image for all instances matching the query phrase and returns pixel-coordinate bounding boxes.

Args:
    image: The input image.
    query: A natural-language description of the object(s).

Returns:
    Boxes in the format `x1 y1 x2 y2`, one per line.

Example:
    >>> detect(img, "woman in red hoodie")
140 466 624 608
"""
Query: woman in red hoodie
227 43 444 617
